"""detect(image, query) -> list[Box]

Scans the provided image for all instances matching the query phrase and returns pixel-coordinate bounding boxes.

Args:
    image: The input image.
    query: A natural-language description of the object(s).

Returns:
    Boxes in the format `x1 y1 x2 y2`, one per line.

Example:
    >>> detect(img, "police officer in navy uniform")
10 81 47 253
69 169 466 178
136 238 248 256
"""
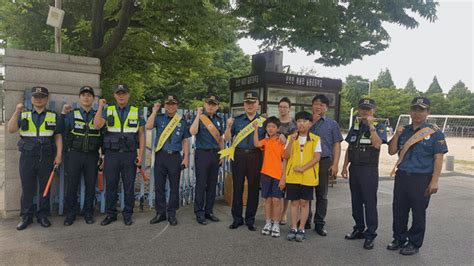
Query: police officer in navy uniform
189 95 224 225
7 86 63 230
387 96 448 255
224 91 265 231
62 86 102 226
341 98 387 250
93 84 146 226
147 95 190 226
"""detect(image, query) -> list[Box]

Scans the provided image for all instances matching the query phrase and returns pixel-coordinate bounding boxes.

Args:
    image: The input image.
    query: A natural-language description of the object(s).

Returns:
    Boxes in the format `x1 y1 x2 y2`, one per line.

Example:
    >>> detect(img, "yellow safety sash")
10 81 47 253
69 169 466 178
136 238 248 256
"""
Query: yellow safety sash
219 116 266 161
200 115 222 146
155 114 182 152
390 127 435 176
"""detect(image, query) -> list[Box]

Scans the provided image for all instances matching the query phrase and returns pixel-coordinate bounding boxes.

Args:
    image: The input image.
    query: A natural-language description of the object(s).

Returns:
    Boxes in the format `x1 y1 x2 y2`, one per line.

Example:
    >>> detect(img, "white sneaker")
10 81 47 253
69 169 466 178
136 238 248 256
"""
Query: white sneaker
261 222 272 235
271 223 280 237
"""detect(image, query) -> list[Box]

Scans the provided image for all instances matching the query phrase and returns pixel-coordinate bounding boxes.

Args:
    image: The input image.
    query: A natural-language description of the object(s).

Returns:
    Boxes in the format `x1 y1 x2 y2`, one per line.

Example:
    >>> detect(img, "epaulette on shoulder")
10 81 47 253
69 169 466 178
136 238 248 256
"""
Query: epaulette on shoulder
429 123 440 131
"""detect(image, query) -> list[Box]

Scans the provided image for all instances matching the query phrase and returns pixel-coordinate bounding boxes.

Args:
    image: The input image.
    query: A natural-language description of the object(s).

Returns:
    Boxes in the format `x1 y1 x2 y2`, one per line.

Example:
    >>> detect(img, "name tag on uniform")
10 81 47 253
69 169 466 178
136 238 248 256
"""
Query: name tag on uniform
350 136 357 142
74 124 84 129
46 122 56 126
128 119 138 125
360 138 372 144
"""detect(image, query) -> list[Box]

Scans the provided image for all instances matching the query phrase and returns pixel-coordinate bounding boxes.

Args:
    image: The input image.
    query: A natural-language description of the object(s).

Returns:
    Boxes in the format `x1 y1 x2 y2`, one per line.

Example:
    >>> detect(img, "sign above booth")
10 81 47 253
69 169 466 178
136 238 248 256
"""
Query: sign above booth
230 72 342 92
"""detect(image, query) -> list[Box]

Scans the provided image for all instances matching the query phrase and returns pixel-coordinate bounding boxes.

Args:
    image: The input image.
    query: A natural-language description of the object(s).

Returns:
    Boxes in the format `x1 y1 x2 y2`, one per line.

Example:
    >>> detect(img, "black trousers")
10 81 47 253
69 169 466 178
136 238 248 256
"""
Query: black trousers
349 164 379 240
104 151 137 218
231 150 262 225
64 150 99 217
19 153 54 219
194 150 220 218
154 151 181 218
393 170 432 248
308 157 331 228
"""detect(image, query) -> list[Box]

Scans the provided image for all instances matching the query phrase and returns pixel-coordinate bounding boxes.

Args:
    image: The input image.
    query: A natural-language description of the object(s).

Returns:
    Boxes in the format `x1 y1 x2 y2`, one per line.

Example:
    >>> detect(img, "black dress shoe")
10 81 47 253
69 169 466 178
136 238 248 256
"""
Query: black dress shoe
229 221 244 229
400 243 419 256
196 217 207 225
150 214 167 224
205 214 220 222
168 217 178 226
124 216 133 226
84 215 95 224
387 239 406 251
363 238 374 250
100 216 117 226
17 217 33 231
247 224 257 231
64 216 75 226
315 227 327 236
345 230 365 240
37 217 51 228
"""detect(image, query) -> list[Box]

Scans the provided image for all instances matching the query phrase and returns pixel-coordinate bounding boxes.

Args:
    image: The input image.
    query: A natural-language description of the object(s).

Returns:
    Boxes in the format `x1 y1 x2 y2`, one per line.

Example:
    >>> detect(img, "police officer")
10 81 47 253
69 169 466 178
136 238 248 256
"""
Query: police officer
7 86 63 230
387 96 448 255
93 84 146 226
189 95 224 225
147 95 190 226
62 86 102 226
224 91 265 231
341 98 387 250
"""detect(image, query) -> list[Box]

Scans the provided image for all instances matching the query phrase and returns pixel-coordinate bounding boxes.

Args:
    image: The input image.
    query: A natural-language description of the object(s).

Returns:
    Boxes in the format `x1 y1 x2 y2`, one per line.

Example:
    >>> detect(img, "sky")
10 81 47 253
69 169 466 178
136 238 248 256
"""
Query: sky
238 0 473 93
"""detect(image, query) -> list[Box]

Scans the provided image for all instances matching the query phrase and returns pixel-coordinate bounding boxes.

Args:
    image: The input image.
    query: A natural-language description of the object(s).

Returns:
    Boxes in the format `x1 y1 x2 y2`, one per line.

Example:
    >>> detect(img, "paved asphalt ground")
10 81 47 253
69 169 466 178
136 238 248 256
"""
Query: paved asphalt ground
0 174 473 265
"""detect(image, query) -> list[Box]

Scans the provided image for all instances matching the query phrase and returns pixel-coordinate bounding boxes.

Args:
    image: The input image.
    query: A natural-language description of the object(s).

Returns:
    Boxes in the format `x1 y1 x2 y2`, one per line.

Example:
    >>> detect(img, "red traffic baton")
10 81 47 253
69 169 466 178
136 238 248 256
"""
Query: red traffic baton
97 170 104 192
42 165 58 198
137 165 148 182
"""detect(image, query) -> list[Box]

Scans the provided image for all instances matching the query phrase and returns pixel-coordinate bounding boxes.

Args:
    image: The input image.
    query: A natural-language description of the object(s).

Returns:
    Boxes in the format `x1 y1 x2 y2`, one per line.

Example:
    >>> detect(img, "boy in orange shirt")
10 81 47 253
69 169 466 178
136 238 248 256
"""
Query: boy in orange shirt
253 116 286 237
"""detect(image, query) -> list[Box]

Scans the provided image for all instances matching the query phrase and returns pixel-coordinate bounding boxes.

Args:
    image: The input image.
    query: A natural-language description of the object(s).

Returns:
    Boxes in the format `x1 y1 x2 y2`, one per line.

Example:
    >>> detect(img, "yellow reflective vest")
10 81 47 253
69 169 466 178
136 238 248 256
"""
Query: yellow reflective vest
285 132 320 187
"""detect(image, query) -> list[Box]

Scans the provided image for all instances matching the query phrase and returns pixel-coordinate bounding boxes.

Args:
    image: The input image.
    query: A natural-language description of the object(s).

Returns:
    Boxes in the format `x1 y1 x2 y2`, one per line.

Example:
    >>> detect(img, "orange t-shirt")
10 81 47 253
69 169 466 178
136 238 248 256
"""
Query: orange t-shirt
260 138 285 180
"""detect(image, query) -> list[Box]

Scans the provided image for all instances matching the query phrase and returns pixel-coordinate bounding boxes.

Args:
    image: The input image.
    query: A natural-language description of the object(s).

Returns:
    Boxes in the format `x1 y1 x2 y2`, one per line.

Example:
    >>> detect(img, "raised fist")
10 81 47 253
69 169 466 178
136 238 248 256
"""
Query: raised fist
153 102 161 112
196 107 203 116
227 117 234 127
62 104 72 114
98 99 107 108
16 103 24 113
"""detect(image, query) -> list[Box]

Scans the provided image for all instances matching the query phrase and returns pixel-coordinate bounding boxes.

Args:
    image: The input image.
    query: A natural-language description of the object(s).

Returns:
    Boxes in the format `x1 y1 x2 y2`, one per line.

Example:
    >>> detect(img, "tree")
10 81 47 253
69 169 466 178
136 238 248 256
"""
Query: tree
1 0 439 105
426 76 443 94
234 1 437 66
375 68 395 89
343 75 371 108
404 77 419 95
447 80 474 115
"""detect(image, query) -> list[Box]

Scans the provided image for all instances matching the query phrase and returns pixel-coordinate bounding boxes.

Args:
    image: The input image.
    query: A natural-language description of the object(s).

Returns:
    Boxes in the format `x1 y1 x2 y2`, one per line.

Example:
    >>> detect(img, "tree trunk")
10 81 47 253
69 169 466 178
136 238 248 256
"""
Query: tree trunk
90 0 133 60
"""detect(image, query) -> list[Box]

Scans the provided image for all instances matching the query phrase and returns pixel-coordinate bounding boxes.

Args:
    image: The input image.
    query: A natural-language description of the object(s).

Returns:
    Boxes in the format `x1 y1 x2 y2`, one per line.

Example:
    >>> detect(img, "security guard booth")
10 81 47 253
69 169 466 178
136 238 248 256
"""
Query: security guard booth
229 71 343 121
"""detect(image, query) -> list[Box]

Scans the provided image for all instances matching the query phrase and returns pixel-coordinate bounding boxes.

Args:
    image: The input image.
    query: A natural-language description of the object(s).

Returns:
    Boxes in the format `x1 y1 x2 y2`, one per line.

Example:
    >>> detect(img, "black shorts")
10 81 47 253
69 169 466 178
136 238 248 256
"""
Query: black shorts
260 174 284 199
285 184 314 201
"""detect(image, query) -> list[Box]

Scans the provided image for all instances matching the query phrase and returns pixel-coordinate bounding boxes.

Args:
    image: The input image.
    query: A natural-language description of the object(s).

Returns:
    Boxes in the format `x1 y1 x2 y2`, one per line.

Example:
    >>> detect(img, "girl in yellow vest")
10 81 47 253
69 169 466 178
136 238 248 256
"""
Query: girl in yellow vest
281 111 322 242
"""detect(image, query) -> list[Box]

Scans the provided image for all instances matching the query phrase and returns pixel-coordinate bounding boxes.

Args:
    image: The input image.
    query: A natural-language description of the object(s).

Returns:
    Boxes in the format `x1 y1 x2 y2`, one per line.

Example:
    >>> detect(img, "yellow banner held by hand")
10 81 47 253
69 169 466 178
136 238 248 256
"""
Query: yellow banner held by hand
219 116 266 161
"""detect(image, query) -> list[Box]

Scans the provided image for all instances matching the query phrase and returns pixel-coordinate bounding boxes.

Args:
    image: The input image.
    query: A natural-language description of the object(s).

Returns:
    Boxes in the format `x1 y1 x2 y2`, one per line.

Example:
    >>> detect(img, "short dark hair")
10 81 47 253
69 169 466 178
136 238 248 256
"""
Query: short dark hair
279 97 291 107
312 94 330 106
264 116 281 128
295 111 313 122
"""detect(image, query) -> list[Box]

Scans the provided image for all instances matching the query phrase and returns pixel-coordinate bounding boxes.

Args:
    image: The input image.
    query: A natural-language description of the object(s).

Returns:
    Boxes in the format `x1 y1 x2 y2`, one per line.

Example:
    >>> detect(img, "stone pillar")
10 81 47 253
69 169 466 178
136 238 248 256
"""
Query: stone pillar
1 49 101 218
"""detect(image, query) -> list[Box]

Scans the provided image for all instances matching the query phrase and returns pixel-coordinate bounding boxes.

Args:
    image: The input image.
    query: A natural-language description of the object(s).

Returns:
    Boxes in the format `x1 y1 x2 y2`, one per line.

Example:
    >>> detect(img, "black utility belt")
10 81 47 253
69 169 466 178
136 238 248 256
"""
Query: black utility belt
235 148 259 154
321 156 330 161
397 170 431 177
68 148 99 153
158 150 180 155
196 149 220 153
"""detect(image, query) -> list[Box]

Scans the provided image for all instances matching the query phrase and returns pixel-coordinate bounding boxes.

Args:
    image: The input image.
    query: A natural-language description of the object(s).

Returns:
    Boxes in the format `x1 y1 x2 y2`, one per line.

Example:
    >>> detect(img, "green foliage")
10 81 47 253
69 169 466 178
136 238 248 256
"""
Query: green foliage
233 0 437 66
426 75 443 95
447 80 474 115
404 77 419 96
375 68 395 89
